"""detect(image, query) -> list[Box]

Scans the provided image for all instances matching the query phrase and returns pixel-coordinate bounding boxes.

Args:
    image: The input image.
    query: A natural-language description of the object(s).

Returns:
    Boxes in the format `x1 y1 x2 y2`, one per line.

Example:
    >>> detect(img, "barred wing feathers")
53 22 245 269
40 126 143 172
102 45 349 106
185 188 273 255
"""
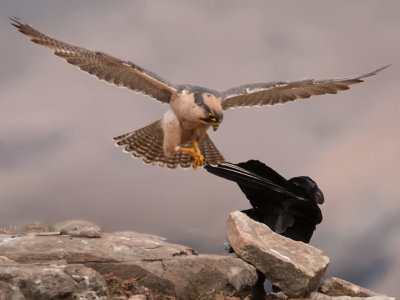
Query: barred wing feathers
11 18 177 104
221 65 389 110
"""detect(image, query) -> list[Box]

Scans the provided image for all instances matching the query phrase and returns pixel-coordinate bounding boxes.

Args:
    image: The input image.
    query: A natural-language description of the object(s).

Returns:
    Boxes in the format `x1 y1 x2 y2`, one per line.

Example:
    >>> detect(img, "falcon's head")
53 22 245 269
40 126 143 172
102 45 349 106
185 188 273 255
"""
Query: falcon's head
194 89 223 131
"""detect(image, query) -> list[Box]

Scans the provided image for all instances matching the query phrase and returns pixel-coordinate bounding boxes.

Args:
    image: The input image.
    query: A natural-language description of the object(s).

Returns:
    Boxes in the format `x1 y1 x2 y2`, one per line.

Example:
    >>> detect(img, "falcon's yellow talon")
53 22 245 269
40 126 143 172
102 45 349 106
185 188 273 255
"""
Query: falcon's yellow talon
180 141 205 170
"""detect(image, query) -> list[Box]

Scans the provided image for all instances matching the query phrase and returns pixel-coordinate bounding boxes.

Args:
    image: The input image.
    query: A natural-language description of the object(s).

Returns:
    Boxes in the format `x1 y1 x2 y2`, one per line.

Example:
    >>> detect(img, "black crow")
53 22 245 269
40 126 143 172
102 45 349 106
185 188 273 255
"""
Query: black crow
205 160 324 243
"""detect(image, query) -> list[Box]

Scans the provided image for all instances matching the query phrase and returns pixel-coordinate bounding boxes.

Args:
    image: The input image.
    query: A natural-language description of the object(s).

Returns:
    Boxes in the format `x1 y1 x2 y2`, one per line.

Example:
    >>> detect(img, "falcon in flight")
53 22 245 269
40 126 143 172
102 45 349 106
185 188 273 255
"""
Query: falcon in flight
11 18 389 169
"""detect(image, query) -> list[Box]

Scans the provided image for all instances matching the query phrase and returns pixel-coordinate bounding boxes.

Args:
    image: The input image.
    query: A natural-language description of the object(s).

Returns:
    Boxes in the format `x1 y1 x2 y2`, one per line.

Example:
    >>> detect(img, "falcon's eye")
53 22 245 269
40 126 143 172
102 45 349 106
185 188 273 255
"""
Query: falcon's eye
208 113 217 122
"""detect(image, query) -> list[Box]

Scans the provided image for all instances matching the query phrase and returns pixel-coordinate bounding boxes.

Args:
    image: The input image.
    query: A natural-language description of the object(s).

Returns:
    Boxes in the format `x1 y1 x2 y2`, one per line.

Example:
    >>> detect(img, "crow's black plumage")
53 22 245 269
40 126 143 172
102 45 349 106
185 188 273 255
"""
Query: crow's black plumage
205 160 324 243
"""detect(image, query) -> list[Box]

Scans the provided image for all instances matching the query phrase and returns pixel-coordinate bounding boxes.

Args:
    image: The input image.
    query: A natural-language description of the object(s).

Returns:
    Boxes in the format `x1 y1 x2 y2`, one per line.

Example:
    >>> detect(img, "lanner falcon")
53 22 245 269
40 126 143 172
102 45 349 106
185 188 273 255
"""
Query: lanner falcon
12 18 389 169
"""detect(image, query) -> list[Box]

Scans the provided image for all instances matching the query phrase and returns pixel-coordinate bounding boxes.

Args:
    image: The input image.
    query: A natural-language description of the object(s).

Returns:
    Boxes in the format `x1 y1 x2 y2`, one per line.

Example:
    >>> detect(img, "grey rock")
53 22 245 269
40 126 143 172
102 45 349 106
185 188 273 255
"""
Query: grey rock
0 261 108 299
265 292 289 300
265 291 396 300
0 230 260 299
226 211 329 298
0 256 16 263
19 222 48 234
86 250 260 299
309 291 396 300
0 231 195 263
0 281 25 300
128 295 147 300
150 254 258 297
53 220 102 238
73 291 108 299
319 277 382 297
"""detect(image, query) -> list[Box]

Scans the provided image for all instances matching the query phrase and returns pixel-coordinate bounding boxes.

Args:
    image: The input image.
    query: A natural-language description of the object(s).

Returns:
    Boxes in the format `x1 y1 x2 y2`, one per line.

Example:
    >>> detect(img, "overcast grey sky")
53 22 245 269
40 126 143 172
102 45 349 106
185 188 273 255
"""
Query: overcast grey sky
1 1 399 296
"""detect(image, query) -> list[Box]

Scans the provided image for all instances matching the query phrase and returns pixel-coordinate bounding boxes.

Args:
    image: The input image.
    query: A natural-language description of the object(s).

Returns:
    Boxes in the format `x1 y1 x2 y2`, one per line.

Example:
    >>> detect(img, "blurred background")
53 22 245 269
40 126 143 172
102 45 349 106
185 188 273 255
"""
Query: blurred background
1 1 399 296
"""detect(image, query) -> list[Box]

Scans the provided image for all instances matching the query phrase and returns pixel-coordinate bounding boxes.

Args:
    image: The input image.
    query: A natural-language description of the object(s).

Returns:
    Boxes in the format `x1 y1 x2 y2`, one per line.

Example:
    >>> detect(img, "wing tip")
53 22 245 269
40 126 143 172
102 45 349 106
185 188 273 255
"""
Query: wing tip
374 64 392 73
359 64 392 80
10 17 38 39
9 16 20 23
9 16 23 29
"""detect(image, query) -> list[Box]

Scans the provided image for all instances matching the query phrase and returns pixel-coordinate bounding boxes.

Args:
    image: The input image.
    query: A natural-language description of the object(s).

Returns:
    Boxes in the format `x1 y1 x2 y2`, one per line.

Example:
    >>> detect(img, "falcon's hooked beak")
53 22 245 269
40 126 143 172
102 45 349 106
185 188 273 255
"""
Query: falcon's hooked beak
206 112 222 131
211 122 220 131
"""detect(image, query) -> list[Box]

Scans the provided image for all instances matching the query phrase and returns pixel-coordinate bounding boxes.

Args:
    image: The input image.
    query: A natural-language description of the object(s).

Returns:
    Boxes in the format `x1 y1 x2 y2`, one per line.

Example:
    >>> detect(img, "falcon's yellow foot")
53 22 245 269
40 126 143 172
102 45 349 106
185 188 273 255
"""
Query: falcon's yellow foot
180 141 204 170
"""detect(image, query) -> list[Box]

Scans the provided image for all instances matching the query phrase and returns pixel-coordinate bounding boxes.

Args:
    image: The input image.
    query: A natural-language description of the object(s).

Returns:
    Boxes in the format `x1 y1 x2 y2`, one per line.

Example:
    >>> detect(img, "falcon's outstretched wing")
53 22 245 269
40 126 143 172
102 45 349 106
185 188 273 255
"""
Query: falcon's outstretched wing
11 18 177 103
220 65 390 110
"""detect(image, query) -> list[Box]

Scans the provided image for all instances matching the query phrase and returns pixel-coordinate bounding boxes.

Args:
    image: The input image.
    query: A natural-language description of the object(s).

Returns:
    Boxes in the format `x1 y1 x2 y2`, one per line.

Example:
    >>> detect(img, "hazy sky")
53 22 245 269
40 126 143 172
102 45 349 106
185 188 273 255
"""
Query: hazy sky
1 1 399 296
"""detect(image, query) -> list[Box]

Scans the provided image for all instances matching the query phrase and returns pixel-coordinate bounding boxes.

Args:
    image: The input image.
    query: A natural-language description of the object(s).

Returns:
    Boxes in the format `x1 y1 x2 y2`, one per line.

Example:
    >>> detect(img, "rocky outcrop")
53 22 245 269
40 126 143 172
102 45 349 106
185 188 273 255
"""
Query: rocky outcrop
53 219 102 238
264 281 396 300
319 277 382 298
227 211 329 298
308 291 395 300
0 217 396 299
0 224 260 299
0 260 108 299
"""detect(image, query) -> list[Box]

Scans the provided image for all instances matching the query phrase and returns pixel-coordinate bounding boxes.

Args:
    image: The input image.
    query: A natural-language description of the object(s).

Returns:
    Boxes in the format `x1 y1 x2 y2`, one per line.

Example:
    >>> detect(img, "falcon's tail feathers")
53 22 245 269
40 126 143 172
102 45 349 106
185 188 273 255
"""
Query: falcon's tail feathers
198 133 226 167
113 121 225 169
